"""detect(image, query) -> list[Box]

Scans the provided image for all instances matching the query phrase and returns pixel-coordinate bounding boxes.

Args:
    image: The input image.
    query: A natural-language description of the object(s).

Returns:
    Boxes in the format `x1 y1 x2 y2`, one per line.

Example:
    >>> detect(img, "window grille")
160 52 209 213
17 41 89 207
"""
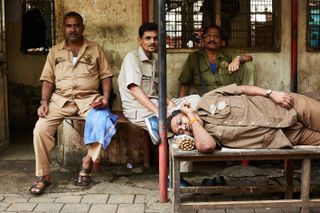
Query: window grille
21 0 55 54
165 0 280 51
307 0 320 51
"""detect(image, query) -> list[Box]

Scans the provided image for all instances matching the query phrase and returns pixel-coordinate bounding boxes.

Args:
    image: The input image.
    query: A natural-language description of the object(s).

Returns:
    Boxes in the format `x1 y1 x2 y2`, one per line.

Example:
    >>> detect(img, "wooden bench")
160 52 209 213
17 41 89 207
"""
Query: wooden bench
169 144 320 213
59 110 151 169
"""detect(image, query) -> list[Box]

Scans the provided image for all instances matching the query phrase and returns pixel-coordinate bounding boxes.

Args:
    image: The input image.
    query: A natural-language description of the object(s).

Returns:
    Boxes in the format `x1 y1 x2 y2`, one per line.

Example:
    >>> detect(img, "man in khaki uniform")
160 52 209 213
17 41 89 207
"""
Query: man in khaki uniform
30 12 113 195
178 25 256 97
169 84 320 153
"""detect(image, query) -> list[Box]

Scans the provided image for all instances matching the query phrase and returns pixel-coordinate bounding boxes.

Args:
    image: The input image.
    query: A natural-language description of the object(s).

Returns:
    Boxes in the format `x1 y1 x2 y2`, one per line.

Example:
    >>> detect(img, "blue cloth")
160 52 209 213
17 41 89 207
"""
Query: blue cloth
210 63 217 74
84 108 118 150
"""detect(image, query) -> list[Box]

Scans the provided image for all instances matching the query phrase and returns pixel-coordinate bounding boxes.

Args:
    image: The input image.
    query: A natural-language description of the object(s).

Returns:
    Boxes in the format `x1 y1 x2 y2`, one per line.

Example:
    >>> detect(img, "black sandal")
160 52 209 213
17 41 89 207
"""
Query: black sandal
29 177 51 195
76 166 91 186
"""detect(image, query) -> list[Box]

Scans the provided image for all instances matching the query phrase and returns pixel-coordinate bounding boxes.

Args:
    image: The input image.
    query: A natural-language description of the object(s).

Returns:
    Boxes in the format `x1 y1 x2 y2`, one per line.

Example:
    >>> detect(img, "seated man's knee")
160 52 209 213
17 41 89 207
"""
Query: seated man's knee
33 121 54 138
240 61 257 85
241 61 256 74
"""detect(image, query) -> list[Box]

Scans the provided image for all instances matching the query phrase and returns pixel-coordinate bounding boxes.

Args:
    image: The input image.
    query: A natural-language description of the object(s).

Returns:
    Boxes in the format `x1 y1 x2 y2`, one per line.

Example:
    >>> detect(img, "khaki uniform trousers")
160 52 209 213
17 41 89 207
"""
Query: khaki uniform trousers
33 100 101 177
286 93 320 146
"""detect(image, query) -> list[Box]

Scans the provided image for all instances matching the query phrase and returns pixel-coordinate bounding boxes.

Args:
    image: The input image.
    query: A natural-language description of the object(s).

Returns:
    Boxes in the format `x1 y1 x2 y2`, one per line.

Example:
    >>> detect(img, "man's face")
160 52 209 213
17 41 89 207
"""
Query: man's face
139 31 158 57
201 27 225 51
170 113 193 136
63 16 84 43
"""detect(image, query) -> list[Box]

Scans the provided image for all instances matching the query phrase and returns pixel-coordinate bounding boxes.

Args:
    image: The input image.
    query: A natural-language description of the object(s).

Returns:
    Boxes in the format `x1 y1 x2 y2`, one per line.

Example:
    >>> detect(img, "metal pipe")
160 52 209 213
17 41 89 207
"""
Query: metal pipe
290 0 298 92
158 0 168 203
142 0 149 23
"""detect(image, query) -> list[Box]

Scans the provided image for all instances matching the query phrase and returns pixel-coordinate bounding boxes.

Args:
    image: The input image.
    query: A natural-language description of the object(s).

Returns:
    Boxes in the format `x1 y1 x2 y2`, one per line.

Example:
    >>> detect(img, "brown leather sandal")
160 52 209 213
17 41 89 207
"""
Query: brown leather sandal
29 177 51 195
76 166 91 186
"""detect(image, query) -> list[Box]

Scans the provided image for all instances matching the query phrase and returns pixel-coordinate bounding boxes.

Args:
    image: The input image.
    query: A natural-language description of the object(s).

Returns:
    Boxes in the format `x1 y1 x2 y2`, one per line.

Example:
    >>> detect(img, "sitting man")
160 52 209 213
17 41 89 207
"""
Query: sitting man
178 24 256 97
30 12 115 195
168 84 320 153
118 22 200 187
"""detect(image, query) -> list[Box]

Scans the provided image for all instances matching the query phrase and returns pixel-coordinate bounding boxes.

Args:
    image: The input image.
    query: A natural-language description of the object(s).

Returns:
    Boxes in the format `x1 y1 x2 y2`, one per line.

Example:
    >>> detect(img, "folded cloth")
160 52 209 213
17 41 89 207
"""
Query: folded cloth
172 135 195 151
84 108 118 150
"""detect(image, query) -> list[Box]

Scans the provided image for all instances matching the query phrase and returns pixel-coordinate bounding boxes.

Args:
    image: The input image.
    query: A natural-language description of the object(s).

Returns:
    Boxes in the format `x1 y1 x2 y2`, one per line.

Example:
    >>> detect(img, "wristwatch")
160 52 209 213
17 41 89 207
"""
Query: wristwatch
266 89 273 97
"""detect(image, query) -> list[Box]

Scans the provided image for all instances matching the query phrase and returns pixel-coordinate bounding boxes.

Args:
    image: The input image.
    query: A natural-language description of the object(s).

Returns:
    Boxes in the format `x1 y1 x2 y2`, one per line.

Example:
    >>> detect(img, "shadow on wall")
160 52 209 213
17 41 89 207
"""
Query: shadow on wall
8 82 41 131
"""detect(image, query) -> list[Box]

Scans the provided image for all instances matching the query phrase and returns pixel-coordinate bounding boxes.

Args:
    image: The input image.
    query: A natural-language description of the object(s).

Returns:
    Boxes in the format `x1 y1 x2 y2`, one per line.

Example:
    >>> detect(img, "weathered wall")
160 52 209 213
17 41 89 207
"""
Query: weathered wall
6 0 46 129
297 1 320 94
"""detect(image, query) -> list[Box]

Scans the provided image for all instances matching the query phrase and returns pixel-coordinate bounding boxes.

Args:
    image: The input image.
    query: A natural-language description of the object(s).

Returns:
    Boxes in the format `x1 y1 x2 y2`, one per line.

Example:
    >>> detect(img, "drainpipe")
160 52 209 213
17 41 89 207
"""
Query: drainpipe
291 0 298 92
142 0 149 23
158 0 168 203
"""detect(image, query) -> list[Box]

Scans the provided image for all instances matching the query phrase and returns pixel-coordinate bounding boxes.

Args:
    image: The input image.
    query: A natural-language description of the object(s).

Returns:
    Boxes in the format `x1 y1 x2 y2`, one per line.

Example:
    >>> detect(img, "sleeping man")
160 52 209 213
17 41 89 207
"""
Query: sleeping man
168 84 320 153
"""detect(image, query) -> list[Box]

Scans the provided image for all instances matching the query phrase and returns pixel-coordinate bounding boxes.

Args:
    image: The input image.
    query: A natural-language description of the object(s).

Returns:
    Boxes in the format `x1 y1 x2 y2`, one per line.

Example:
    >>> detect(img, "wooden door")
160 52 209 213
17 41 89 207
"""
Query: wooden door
0 0 9 151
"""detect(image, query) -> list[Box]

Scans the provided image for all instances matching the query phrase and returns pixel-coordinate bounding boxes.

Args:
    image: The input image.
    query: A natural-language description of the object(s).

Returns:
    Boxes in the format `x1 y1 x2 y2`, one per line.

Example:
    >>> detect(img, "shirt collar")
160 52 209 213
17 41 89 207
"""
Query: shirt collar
58 38 92 50
138 46 154 62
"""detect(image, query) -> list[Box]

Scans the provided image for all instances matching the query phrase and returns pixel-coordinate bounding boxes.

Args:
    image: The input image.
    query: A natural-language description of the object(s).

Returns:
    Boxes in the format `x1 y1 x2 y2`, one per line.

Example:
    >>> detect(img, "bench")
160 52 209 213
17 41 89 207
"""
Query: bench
57 111 151 169
169 144 320 213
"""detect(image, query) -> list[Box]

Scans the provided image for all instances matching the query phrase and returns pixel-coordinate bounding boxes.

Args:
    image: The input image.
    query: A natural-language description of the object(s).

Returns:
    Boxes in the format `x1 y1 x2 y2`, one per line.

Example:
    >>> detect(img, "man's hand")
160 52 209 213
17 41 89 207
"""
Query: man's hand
228 56 241 73
38 101 49 118
179 102 195 115
270 91 293 109
92 97 108 109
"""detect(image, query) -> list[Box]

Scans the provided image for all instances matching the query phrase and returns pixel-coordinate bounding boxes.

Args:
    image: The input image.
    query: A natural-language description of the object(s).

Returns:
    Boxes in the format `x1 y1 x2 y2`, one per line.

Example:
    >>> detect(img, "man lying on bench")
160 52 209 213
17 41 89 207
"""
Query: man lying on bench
167 83 320 153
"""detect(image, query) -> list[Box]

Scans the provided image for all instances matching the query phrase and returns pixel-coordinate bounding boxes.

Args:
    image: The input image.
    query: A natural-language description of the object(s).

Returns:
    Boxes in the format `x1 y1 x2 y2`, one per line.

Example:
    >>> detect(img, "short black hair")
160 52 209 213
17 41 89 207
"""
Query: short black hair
167 110 181 135
63 11 83 25
138 22 158 38
202 24 228 41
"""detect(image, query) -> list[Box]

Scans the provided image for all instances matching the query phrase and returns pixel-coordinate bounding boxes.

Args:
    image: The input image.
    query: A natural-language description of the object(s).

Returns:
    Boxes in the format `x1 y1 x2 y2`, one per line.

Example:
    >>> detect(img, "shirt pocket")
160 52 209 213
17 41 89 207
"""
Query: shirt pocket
78 56 98 75
54 57 67 81
141 74 152 94
217 68 233 85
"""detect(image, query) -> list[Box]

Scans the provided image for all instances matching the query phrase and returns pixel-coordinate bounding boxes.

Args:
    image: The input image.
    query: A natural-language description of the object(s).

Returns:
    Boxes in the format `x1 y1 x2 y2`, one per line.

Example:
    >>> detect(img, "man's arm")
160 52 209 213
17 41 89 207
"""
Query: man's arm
38 80 54 118
97 77 112 108
238 85 293 109
180 104 216 153
178 83 190 97
229 53 253 72
128 84 159 116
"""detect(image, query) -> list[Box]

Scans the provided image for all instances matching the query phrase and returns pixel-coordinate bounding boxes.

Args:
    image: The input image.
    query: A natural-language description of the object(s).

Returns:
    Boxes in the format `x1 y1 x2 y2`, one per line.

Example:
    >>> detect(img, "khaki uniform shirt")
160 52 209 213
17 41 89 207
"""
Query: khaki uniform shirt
118 47 158 121
178 48 241 95
196 84 298 148
40 39 113 114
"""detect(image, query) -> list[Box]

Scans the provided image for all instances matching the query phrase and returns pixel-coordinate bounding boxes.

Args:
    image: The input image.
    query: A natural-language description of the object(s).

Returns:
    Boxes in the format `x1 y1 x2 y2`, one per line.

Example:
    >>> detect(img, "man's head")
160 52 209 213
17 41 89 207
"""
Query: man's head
201 25 227 51
167 110 193 136
63 11 84 44
138 23 158 58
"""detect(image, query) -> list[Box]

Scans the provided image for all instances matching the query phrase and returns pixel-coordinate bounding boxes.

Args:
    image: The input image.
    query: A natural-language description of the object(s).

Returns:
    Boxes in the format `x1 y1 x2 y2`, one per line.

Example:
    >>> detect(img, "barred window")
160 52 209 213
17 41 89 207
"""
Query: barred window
21 0 55 54
165 0 280 51
307 0 320 51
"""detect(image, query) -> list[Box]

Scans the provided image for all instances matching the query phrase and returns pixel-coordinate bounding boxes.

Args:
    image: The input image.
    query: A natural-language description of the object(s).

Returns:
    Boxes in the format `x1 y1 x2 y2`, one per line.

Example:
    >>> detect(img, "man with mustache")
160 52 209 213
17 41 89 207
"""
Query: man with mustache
118 23 199 187
168 84 320 152
178 25 257 97
29 12 114 195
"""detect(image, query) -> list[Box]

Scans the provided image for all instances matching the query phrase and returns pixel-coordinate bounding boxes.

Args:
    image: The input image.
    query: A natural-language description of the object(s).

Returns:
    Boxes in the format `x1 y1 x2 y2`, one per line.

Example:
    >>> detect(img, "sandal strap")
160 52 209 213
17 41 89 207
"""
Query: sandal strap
37 177 51 187
79 166 91 174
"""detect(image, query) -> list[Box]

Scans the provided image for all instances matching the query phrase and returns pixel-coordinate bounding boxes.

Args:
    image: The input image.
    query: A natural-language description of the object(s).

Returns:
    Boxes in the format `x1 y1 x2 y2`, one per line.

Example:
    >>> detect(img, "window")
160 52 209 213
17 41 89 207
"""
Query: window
21 0 55 54
165 0 280 51
307 0 320 51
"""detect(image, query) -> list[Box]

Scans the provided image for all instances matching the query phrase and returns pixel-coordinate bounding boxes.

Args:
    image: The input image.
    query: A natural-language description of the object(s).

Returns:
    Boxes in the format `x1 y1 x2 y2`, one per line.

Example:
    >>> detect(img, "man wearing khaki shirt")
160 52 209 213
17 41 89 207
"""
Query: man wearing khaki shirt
168 84 320 153
30 12 113 195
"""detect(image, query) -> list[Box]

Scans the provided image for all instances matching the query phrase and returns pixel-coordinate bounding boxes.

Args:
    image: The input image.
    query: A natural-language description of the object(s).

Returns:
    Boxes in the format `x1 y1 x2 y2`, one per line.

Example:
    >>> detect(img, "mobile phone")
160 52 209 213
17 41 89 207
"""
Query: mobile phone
91 100 103 108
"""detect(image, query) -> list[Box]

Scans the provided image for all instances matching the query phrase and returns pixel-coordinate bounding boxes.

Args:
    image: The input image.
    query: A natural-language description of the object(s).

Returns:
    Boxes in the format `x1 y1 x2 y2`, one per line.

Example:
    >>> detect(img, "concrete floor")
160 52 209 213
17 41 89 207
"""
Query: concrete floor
1 130 320 212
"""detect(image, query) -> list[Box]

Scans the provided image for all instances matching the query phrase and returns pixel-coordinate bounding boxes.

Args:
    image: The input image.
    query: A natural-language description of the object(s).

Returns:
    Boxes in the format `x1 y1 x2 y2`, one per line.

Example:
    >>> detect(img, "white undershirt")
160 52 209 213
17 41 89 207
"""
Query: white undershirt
72 57 77 65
